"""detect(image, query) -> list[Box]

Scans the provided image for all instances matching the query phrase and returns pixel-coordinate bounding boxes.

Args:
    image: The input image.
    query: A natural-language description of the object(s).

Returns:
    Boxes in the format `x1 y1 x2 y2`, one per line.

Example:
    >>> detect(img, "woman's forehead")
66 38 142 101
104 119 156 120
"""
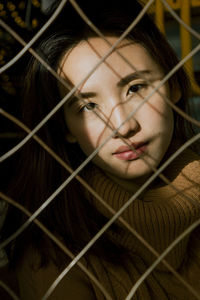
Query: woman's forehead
61 37 148 65
60 37 162 81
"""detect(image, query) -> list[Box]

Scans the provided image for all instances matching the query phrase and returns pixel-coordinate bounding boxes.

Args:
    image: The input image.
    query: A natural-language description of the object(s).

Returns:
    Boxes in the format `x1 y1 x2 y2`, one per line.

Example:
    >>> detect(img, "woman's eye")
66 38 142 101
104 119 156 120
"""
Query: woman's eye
127 83 147 95
81 102 97 112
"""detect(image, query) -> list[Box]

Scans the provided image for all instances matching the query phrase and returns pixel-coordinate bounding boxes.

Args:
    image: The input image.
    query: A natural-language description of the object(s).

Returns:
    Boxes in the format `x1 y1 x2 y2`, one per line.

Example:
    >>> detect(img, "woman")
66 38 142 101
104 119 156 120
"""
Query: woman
2 0 200 299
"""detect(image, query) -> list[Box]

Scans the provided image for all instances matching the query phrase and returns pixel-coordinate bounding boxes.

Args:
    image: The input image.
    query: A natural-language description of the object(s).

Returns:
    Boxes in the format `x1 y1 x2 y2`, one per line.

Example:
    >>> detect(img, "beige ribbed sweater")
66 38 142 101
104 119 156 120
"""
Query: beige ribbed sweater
83 147 200 299
17 148 200 300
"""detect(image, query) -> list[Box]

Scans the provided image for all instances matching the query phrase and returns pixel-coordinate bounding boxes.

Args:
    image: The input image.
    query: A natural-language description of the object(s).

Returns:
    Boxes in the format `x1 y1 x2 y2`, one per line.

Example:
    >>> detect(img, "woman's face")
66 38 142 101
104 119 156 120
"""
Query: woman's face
60 37 178 192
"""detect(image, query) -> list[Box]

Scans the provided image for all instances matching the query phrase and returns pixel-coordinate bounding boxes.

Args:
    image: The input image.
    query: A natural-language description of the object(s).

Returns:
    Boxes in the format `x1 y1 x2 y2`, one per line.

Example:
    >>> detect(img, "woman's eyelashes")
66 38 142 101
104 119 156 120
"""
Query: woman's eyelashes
126 82 148 96
78 102 98 113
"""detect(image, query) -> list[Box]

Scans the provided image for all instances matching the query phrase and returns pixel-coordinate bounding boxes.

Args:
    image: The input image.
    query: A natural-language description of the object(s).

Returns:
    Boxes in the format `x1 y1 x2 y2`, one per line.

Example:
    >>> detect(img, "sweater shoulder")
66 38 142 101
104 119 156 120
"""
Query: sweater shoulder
16 246 95 300
181 149 200 182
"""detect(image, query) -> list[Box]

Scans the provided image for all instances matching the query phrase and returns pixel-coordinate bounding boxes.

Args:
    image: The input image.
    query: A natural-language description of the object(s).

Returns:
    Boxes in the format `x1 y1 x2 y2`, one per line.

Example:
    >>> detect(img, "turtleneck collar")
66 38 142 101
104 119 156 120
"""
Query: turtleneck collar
82 147 200 271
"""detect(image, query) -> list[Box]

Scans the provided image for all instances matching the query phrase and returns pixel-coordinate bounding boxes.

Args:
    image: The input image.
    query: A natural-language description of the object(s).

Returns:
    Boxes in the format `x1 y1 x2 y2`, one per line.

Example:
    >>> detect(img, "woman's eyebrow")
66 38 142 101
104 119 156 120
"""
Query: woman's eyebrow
117 70 152 87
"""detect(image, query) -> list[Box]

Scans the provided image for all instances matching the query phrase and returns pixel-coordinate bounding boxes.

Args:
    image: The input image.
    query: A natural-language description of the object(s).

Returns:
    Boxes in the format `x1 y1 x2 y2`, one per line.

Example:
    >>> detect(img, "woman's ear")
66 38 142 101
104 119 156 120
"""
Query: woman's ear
172 87 181 104
66 132 77 143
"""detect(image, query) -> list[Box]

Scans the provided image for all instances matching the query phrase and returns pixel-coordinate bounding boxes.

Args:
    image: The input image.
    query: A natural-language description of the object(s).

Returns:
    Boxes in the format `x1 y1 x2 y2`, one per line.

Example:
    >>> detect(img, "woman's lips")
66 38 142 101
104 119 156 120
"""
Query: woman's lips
113 142 148 161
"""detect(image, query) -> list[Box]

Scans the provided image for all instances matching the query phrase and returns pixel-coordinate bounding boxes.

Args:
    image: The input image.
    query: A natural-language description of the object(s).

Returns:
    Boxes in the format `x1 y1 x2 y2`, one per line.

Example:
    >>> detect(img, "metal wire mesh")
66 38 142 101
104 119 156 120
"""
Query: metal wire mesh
0 0 200 299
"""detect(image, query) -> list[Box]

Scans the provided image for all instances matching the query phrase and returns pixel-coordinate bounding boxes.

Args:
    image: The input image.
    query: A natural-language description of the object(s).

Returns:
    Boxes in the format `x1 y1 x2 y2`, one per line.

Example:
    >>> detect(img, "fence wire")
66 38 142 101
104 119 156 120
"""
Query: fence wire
0 0 200 299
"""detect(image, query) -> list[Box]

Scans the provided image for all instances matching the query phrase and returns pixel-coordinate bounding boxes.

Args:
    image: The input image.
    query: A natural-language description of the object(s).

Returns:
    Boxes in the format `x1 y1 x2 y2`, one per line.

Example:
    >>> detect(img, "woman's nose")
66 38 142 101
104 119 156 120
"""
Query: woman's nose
110 103 140 138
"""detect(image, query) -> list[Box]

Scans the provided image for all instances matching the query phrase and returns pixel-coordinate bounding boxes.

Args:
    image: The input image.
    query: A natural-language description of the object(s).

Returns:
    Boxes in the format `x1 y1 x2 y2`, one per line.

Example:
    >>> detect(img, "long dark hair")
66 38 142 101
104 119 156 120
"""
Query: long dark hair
2 0 194 268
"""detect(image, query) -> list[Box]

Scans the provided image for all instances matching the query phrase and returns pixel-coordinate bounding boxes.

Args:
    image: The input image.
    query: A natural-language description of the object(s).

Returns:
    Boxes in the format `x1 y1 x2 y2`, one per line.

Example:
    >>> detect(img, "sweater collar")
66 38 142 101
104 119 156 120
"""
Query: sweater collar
83 147 200 270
